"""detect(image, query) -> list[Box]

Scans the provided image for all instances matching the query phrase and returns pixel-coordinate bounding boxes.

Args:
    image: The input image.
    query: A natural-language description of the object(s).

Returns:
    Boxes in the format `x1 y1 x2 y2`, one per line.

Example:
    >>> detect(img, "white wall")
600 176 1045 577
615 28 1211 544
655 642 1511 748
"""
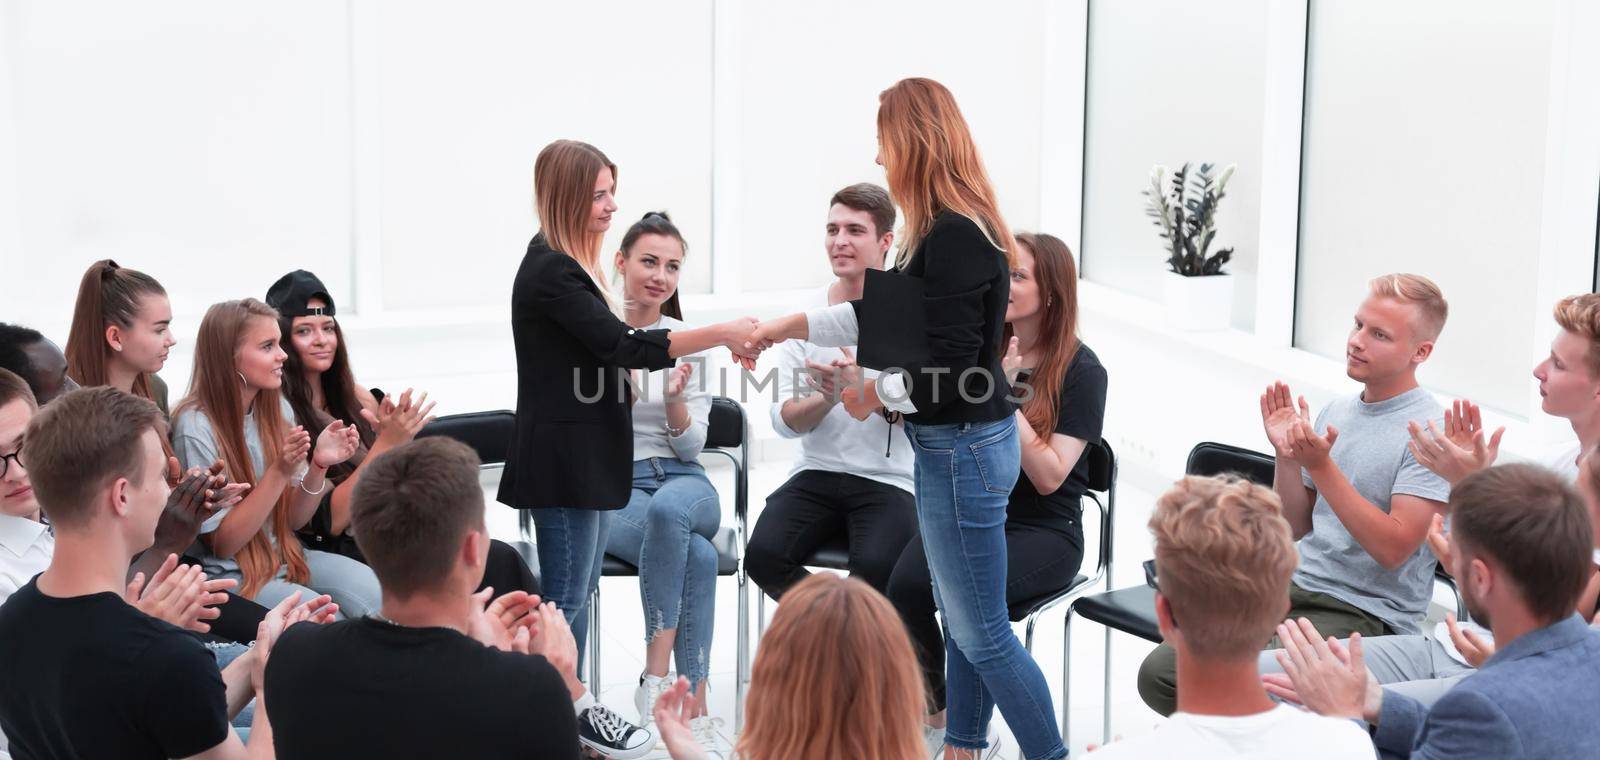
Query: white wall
735 0 1050 292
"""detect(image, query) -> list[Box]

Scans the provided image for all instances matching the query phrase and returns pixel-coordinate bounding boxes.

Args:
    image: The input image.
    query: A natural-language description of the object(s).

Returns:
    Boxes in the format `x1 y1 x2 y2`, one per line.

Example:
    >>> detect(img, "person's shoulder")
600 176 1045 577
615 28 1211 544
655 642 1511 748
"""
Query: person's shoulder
169 405 213 436
1273 706 1372 748
1069 344 1107 377
928 212 994 245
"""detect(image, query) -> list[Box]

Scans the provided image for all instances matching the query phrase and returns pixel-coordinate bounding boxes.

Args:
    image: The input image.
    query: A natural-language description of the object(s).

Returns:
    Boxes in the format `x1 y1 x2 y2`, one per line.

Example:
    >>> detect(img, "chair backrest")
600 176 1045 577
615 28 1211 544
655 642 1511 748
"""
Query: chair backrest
1185 441 1274 485
1084 439 1116 493
415 410 517 467
706 396 745 449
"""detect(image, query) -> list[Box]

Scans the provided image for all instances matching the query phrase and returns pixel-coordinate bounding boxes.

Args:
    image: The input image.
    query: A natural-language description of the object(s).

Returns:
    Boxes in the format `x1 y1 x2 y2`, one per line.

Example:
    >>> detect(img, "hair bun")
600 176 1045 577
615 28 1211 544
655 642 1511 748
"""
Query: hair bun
642 211 671 222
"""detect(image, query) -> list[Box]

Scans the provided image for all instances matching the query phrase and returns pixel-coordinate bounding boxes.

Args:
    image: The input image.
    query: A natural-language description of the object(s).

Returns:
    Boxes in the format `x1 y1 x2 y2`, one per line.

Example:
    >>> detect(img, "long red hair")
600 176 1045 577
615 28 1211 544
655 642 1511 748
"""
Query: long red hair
1007 232 1082 438
877 78 1016 269
173 299 308 596
737 574 925 760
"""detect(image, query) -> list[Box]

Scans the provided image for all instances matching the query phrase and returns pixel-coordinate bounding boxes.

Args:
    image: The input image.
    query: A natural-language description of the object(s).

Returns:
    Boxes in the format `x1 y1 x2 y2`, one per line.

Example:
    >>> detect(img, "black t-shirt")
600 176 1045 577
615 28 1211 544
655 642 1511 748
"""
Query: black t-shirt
1008 345 1108 527
0 580 229 760
266 616 580 759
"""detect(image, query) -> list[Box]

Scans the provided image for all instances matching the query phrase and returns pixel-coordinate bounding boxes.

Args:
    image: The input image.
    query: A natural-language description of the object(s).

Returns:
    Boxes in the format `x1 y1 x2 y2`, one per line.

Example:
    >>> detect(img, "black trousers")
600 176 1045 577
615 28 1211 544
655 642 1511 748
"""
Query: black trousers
886 513 1084 712
746 470 917 599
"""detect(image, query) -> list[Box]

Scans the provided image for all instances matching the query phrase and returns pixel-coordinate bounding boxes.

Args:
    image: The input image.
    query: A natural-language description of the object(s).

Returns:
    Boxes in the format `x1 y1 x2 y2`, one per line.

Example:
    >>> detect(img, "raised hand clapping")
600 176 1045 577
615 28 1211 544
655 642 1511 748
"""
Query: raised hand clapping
360 387 438 450
312 419 362 469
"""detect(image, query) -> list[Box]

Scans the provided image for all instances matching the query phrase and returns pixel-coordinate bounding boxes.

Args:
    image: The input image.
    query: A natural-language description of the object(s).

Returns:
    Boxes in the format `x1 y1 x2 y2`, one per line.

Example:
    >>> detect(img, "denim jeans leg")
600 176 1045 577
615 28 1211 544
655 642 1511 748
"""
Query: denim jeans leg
301 549 383 618
630 461 721 687
907 418 1066 760
531 507 607 662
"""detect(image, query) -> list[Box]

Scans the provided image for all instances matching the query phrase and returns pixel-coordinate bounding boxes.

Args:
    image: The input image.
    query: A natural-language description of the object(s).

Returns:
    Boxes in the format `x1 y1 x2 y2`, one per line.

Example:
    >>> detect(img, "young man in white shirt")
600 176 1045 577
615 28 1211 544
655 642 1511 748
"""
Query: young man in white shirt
745 183 918 600
1090 475 1373 759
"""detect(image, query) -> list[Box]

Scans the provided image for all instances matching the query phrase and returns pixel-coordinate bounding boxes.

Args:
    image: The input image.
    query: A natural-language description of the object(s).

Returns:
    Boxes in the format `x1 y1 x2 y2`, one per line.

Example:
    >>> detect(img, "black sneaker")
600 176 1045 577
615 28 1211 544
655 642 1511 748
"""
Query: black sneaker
577 702 655 759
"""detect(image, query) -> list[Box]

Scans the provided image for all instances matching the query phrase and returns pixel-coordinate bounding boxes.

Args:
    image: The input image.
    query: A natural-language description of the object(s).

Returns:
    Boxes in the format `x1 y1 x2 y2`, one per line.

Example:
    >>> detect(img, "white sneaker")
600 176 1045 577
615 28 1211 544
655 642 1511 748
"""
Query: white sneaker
931 723 1003 759
924 725 947 758
633 672 673 727
689 715 729 759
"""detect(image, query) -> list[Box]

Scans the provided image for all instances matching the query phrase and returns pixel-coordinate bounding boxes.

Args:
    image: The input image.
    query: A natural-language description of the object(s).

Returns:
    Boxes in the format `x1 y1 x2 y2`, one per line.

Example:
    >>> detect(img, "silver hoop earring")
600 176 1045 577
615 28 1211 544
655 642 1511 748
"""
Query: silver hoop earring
236 371 249 388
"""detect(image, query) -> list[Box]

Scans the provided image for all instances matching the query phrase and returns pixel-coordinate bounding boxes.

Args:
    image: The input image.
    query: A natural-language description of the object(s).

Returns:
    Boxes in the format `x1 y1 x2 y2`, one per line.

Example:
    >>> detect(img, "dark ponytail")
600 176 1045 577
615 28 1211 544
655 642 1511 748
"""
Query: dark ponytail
619 211 687 321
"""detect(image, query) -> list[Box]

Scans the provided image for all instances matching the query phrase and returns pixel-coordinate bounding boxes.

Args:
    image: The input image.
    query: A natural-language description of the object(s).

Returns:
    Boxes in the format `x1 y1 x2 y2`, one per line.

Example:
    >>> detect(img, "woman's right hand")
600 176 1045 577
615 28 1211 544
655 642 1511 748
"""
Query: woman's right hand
274 426 312 478
361 388 438 449
723 316 762 369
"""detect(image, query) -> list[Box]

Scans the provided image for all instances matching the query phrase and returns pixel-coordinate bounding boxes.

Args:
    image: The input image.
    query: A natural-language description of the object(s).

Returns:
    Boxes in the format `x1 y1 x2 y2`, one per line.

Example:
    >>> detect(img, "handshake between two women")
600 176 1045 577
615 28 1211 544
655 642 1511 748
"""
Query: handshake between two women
709 311 884 420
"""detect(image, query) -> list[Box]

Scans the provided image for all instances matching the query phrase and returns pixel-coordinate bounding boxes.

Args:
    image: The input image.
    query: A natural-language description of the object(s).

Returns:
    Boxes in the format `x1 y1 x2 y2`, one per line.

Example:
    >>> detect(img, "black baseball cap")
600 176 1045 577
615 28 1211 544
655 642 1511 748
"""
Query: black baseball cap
265 270 336 317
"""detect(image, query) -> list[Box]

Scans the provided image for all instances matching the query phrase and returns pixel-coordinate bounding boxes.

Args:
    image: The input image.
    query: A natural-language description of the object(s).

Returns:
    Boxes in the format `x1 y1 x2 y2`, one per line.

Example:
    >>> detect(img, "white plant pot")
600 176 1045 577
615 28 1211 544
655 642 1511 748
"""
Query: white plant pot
1162 272 1234 331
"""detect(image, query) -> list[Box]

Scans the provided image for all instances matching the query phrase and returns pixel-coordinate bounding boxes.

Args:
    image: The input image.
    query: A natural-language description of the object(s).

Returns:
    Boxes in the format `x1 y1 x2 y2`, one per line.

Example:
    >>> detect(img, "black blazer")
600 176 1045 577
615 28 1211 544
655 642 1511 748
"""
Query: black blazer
861 211 1013 426
497 235 675 510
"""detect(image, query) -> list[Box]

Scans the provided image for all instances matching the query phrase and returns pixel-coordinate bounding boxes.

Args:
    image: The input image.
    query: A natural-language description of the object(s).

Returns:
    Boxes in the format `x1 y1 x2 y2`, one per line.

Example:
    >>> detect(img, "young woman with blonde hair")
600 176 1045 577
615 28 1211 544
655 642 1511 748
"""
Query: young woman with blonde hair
654 573 926 760
501 139 758 758
747 78 1067 759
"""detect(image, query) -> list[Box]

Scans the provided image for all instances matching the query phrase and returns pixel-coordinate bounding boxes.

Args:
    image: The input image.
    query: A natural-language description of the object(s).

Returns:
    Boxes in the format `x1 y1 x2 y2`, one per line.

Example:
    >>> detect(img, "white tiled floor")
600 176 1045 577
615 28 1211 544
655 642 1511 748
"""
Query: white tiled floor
481 455 1168 759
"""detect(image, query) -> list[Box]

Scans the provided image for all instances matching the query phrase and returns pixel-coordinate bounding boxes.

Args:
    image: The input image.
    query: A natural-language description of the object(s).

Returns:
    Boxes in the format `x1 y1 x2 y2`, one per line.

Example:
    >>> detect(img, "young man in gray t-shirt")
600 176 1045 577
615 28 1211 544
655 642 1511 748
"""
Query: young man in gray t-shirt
1137 273 1452 716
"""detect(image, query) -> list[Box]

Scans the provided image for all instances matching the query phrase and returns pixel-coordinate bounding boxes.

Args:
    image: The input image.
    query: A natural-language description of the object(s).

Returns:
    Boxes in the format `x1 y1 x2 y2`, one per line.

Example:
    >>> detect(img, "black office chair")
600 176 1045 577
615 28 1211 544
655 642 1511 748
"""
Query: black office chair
413 410 543 582
757 441 1117 655
589 397 753 730
1012 440 1116 654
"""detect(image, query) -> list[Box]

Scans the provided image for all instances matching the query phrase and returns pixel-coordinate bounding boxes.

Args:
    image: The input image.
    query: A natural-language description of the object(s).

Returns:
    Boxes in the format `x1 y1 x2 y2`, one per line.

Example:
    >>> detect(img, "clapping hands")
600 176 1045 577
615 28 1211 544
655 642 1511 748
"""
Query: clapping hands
153 458 249 554
1260 618 1381 722
312 420 362 469
1260 381 1311 461
361 388 438 450
1407 399 1503 486
126 553 236 633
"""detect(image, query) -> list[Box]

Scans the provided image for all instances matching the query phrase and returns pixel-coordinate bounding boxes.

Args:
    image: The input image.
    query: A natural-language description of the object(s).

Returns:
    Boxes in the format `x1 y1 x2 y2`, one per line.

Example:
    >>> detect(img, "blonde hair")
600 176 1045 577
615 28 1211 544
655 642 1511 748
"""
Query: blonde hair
1368 273 1448 342
534 139 617 303
737 574 924 760
876 78 1015 270
1150 475 1298 659
1554 294 1600 377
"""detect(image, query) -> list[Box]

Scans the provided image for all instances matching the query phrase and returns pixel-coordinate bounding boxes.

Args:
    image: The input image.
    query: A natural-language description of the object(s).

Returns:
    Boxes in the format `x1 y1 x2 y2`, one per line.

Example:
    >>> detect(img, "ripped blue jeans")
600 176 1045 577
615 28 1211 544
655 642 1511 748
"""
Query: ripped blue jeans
604 457 721 688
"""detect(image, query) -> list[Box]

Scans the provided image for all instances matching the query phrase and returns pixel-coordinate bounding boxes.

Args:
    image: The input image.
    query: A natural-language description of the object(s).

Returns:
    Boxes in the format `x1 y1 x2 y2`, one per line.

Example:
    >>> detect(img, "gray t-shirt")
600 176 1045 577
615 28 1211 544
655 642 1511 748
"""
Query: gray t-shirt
170 396 300 577
1293 386 1450 634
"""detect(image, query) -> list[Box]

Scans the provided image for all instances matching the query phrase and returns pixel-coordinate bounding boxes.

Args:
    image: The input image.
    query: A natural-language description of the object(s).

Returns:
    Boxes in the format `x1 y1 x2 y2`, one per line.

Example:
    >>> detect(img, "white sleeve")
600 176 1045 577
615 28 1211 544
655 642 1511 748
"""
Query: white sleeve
876 371 918 414
803 302 860 348
768 339 809 439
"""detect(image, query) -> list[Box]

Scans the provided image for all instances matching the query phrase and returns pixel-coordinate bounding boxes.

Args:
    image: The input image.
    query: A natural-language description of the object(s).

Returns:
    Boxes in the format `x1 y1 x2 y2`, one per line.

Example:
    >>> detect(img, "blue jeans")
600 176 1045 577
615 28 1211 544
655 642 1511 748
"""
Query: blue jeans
530 506 611 664
218 548 382 620
905 417 1066 760
606 458 721 687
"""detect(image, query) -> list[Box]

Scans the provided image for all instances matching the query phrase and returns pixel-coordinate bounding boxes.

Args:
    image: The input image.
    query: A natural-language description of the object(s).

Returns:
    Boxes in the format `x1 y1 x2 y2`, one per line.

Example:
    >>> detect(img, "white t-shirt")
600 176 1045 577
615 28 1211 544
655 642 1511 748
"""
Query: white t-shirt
1087 705 1375 760
773 286 914 493
629 314 713 464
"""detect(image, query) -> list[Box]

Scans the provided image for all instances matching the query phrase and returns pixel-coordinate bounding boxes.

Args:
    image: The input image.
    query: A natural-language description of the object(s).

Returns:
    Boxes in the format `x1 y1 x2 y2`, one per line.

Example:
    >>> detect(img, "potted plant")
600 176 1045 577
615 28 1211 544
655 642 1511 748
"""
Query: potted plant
1143 162 1236 330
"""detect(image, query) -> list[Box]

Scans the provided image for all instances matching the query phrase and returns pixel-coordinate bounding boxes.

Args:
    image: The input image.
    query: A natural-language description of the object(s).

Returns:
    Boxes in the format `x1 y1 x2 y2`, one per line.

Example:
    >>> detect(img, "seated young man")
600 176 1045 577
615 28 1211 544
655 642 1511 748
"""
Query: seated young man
1262 292 1600 708
746 182 917 600
266 437 584 759
0 386 317 759
1139 273 1453 715
1089 475 1373 758
0 324 76 407
1269 463 1600 759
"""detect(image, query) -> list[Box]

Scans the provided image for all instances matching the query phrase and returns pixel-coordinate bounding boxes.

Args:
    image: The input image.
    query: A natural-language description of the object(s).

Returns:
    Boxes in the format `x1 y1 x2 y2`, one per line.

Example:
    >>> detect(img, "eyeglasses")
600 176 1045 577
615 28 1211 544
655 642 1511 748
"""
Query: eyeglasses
0 444 22 479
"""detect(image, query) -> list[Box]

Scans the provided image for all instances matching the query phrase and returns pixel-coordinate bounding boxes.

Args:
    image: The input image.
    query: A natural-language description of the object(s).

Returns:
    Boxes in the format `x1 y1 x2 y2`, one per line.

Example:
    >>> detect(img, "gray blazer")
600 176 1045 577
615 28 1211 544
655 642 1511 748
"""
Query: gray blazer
1373 614 1600 759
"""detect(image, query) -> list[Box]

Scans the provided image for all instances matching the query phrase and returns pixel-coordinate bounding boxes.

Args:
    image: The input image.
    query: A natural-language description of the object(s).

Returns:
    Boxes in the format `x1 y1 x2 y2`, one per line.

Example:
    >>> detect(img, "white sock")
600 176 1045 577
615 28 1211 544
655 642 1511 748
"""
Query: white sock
573 689 595 716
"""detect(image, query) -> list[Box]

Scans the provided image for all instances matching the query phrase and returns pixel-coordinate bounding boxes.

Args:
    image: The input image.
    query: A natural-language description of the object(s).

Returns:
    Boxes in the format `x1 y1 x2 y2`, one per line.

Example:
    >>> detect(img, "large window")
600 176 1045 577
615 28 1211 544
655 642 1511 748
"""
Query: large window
1080 0 1272 332
1293 0 1554 416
